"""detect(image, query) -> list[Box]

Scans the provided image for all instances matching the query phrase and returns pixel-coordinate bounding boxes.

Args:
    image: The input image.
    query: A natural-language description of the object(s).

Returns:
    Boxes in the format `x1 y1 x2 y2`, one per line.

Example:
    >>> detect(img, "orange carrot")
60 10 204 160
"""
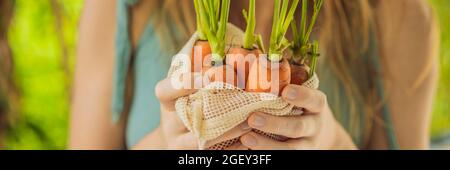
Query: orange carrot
246 0 299 95
246 56 291 95
191 40 212 73
195 0 238 86
223 0 264 89
191 0 213 73
205 64 237 86
226 47 261 89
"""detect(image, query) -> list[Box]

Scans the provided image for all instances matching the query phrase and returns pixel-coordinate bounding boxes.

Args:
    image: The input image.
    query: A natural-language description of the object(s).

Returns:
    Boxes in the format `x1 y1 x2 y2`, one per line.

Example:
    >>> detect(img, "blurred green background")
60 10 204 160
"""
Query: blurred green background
1 0 449 149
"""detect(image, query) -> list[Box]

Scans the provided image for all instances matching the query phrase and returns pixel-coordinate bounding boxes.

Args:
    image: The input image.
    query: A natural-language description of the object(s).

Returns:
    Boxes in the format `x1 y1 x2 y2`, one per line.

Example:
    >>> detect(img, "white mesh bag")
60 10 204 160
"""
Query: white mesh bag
168 24 319 150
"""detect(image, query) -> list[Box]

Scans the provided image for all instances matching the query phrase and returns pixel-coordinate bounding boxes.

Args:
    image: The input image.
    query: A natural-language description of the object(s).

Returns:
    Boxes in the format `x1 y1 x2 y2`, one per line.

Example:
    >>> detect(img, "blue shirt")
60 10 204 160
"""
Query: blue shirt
113 0 171 148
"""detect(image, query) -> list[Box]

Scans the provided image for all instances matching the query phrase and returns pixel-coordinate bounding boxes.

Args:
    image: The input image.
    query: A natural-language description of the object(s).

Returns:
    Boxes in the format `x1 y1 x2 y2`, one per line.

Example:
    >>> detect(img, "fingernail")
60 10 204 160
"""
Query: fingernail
240 123 251 131
285 87 298 100
250 114 266 127
241 134 257 147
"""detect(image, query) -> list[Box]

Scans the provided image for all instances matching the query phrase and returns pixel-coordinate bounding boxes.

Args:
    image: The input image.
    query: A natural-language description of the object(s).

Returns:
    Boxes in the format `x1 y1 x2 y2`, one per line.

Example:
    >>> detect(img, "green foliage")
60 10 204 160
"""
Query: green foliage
430 0 450 138
4 0 83 150
2 0 449 149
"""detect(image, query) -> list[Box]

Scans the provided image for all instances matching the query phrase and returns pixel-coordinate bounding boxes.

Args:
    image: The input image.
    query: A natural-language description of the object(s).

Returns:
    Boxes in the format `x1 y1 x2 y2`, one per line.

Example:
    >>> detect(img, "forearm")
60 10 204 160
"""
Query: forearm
69 104 128 149
69 0 125 150
69 65 127 149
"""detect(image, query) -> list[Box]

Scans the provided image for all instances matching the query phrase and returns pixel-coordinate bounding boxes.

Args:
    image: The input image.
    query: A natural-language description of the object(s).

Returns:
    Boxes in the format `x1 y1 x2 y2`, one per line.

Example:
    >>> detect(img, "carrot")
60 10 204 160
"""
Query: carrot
290 0 323 85
246 55 291 94
246 0 299 95
290 63 309 85
191 40 212 73
226 47 261 89
196 0 238 85
192 0 212 73
205 64 237 86
225 0 264 89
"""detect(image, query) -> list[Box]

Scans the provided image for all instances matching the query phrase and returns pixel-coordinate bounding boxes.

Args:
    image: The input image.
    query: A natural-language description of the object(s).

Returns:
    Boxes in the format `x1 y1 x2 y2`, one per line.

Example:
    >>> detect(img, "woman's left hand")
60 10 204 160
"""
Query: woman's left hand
240 84 357 150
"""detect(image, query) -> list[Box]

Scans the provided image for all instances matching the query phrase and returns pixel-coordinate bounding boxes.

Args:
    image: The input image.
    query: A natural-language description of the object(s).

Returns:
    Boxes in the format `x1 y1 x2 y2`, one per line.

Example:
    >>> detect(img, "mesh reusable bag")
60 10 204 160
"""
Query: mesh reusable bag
168 24 319 150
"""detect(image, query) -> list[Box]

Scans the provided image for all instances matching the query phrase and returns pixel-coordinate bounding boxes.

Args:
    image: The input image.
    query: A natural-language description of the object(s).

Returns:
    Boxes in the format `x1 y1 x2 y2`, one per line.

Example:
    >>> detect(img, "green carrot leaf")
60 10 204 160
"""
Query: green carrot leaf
269 0 299 62
299 0 308 44
303 0 323 45
242 9 248 22
194 0 207 40
255 34 266 54
243 0 257 50
309 40 320 78
291 0 324 62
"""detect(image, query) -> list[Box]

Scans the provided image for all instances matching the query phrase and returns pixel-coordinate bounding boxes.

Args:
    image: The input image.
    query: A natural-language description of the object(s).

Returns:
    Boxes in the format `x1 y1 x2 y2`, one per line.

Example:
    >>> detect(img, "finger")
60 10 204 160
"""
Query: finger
155 73 202 110
247 113 319 138
281 85 327 113
224 142 249 150
169 132 199 150
161 111 189 137
205 123 252 148
240 132 292 150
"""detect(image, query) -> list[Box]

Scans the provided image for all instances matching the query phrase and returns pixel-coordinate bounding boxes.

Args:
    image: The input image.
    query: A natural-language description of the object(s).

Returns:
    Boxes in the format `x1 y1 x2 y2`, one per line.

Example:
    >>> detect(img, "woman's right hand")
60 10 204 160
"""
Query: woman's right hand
155 73 251 150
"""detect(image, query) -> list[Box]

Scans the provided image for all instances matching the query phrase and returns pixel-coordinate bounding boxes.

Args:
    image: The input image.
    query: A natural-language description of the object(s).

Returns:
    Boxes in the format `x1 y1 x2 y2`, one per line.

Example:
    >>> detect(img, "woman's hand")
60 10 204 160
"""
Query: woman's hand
155 73 251 150
240 84 357 150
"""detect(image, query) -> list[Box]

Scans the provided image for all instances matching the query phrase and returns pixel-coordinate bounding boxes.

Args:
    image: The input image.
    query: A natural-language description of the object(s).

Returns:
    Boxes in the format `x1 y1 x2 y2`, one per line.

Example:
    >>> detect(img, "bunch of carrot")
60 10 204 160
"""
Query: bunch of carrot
191 0 324 95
